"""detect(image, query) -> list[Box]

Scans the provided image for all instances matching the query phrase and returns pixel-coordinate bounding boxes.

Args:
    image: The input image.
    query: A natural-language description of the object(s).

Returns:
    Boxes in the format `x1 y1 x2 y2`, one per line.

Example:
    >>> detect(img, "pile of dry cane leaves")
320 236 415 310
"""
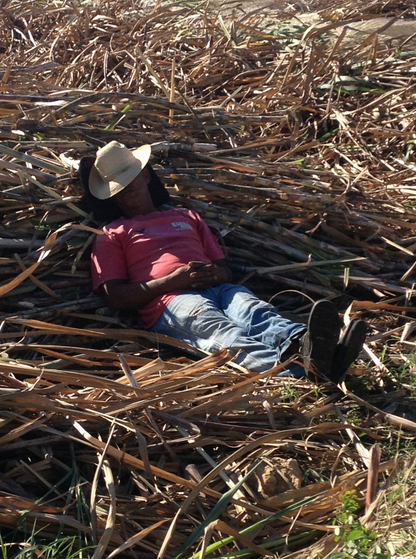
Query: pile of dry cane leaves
0 0 416 557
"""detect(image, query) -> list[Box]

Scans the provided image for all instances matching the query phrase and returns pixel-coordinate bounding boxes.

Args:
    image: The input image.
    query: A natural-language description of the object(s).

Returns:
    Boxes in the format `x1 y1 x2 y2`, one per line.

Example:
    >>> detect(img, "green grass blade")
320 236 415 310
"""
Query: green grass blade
104 104 131 131
176 461 262 558
216 530 321 559
190 493 321 559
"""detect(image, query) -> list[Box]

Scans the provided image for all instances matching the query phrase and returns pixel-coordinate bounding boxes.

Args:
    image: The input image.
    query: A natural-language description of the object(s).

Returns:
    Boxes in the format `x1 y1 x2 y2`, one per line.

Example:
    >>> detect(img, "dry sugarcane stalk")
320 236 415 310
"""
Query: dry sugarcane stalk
0 1 415 556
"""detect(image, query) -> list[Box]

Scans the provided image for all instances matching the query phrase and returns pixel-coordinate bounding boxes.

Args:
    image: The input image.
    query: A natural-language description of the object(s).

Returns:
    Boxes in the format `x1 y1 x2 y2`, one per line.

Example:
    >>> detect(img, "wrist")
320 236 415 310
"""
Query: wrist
215 264 232 284
165 270 188 292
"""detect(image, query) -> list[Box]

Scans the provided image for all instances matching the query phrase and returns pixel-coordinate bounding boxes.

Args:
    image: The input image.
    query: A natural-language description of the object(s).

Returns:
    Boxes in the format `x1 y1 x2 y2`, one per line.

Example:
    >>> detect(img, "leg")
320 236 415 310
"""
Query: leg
150 289 296 373
216 284 306 360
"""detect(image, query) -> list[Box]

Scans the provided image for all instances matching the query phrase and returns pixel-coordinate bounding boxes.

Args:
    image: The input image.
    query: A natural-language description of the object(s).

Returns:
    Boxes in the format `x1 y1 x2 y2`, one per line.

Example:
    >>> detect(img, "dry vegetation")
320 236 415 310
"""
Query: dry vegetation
0 0 416 557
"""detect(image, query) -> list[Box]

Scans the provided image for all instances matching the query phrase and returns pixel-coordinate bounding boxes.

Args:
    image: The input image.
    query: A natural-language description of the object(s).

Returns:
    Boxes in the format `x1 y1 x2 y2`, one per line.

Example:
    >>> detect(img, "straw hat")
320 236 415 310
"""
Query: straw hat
88 141 151 200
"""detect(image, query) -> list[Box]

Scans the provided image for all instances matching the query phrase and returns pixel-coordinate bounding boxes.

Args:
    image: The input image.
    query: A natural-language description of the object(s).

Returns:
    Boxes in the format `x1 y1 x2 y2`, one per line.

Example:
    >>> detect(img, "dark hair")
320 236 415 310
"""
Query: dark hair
79 156 171 221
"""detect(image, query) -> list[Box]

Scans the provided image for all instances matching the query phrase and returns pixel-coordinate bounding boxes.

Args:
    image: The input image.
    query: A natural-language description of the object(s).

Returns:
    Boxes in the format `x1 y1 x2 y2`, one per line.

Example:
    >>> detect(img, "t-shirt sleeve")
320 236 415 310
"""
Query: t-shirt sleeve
91 229 129 291
188 210 225 261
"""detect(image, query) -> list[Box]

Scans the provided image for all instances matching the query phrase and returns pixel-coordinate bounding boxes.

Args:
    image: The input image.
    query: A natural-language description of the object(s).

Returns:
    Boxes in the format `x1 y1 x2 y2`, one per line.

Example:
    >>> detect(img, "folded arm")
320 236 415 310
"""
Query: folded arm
102 259 233 310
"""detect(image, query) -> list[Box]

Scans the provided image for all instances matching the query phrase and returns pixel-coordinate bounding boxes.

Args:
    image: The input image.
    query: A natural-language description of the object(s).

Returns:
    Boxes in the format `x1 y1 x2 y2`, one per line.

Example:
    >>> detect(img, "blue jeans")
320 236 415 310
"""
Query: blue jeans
150 284 306 374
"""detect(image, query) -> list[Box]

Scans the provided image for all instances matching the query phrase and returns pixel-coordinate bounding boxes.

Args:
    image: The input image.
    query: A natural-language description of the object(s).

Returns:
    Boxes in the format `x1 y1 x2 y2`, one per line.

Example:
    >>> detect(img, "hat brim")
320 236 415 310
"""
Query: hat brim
89 144 151 200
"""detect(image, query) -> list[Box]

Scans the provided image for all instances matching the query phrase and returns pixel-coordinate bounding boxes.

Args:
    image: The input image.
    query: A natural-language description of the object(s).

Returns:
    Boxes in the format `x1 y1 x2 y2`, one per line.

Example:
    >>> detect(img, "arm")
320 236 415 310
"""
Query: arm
103 260 233 310
103 260 232 310
103 277 175 311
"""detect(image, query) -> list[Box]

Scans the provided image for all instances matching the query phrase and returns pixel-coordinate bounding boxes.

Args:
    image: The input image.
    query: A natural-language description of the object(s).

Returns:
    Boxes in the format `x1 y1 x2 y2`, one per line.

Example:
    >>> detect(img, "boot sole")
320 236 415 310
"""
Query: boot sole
303 300 341 382
329 319 367 383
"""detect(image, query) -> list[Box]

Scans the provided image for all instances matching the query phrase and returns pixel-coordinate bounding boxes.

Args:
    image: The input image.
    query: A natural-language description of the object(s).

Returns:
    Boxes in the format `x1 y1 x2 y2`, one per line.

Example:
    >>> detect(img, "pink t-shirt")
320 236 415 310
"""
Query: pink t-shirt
91 208 225 327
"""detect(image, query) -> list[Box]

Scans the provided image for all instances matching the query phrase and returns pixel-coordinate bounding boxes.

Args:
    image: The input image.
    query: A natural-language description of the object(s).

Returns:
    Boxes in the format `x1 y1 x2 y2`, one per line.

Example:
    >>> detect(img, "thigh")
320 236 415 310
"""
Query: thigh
150 290 245 352
217 284 306 353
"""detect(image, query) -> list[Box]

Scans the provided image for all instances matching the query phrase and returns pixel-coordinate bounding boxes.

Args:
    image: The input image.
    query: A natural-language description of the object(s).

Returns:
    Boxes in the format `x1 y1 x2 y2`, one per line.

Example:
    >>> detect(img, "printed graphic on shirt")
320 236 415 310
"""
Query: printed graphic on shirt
171 221 193 231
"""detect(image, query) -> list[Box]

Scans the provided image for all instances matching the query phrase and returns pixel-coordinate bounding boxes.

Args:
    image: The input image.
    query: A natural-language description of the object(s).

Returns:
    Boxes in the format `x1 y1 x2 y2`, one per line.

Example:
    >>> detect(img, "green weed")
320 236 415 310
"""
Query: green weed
0 533 92 559
327 490 389 559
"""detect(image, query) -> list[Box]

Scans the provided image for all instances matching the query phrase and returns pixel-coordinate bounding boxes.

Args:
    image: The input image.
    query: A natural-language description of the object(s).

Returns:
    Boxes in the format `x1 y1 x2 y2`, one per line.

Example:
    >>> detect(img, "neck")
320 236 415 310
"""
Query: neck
122 203 157 219
117 194 157 219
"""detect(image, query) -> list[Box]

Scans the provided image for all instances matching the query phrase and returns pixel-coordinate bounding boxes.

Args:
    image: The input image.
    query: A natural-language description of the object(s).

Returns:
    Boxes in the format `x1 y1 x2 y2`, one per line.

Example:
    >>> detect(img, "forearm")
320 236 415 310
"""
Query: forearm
103 261 208 310
104 276 175 310
103 261 233 310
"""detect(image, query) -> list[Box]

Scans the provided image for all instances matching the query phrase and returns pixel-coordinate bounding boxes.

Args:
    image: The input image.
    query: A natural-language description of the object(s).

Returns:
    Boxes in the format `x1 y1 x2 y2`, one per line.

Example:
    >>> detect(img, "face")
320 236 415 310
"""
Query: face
113 168 155 217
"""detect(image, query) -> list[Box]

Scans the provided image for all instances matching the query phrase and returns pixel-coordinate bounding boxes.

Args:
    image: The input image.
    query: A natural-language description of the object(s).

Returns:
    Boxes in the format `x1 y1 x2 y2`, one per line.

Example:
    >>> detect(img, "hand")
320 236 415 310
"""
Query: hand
166 261 209 291
189 262 228 289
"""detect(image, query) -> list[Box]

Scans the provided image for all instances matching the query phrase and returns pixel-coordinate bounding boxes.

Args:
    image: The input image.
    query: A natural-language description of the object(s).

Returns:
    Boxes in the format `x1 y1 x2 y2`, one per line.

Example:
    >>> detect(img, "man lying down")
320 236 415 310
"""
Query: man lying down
89 141 367 381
